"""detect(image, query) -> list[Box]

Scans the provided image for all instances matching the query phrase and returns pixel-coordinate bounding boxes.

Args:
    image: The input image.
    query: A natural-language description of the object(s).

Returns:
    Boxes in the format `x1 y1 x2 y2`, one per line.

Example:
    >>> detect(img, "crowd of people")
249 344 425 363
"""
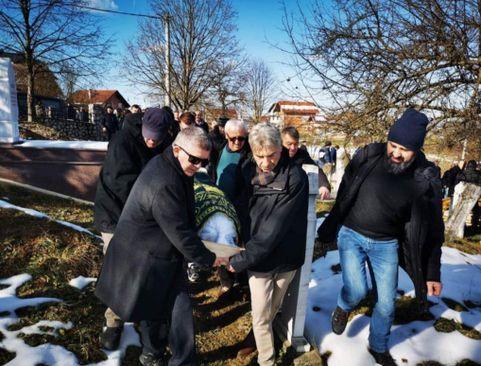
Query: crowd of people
92 106 459 366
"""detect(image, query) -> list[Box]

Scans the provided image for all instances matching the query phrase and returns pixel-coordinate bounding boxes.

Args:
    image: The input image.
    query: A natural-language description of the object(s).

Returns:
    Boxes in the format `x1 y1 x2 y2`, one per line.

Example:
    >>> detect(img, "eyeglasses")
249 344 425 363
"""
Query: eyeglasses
176 145 209 167
226 134 247 143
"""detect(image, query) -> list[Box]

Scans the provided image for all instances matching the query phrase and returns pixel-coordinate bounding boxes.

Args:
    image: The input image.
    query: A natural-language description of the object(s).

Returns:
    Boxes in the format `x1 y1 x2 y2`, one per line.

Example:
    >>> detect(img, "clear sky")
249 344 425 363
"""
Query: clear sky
92 0 310 107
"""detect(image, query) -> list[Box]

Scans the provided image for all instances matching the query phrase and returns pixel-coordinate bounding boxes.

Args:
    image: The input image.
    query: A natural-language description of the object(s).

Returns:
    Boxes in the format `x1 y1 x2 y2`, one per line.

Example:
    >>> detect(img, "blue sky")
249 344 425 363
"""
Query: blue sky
93 0 310 106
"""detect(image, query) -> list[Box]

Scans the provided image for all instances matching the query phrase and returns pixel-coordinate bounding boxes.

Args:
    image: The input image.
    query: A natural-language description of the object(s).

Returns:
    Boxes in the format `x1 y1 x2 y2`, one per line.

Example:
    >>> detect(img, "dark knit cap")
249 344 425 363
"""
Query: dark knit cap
217 116 229 127
387 108 429 151
142 107 174 140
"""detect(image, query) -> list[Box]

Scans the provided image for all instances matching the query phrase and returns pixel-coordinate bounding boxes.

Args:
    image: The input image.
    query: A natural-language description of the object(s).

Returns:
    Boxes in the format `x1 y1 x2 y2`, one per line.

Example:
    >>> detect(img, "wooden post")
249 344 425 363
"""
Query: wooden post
274 164 318 352
445 182 481 239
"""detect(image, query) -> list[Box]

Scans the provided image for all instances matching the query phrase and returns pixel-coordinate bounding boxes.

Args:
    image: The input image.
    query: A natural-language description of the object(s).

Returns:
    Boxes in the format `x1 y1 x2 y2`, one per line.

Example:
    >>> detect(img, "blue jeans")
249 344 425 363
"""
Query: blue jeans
337 225 399 353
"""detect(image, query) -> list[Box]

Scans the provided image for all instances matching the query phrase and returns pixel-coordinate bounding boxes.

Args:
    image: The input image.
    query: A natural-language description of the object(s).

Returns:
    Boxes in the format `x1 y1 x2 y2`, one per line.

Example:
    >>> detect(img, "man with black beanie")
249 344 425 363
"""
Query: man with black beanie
317 108 444 366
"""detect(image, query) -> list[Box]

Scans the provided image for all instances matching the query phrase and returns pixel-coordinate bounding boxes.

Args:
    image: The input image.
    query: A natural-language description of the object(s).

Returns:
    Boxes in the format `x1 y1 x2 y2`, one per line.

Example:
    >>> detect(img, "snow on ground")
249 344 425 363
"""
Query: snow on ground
68 276 97 290
0 274 140 366
305 247 481 366
18 140 108 151
0 200 99 239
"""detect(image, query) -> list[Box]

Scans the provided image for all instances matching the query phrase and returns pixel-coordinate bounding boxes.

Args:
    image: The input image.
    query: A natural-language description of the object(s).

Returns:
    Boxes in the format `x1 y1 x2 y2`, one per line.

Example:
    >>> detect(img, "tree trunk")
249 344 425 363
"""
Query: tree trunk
26 64 35 123
445 183 481 239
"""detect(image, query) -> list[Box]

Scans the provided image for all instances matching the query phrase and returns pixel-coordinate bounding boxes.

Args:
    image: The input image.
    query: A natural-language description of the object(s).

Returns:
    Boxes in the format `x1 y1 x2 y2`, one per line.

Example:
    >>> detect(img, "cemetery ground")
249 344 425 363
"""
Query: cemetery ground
0 181 480 365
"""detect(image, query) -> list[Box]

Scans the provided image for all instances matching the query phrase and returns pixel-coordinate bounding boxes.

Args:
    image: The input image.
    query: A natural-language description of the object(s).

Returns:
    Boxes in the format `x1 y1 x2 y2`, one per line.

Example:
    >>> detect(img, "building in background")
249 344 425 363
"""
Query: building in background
268 101 321 128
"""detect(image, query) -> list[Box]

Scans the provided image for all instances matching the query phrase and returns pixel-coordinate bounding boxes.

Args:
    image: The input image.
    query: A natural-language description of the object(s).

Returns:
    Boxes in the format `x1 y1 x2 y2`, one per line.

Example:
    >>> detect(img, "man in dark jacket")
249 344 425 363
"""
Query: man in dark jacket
442 162 462 197
226 123 308 366
317 109 443 366
95 127 227 366
100 105 119 141
281 126 331 199
93 107 175 350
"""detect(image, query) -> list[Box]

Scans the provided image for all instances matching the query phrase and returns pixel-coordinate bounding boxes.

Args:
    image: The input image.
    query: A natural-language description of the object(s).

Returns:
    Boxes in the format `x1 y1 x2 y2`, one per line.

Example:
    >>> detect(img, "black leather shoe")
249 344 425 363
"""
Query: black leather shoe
331 306 349 335
139 352 166 366
99 326 122 350
368 348 397 366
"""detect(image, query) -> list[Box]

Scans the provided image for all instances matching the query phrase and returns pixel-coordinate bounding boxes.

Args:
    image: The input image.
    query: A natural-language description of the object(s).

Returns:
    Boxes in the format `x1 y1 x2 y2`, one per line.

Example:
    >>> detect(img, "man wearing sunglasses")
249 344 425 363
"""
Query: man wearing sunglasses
95 127 228 366
210 119 250 202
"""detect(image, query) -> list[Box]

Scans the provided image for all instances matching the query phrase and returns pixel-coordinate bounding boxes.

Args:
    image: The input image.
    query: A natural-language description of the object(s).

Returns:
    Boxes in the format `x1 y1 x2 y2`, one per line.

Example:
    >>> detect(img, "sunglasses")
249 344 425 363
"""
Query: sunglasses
176 145 209 167
226 134 247 143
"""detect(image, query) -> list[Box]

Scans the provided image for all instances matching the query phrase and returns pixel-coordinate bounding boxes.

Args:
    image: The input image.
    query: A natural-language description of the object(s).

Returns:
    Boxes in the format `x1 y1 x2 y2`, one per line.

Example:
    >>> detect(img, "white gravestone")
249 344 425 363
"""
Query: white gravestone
0 58 20 143
275 164 319 352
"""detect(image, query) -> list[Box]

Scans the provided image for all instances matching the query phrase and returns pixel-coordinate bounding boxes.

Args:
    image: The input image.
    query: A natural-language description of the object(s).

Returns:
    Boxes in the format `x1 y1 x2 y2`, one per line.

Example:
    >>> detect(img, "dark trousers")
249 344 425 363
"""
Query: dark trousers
139 281 196 366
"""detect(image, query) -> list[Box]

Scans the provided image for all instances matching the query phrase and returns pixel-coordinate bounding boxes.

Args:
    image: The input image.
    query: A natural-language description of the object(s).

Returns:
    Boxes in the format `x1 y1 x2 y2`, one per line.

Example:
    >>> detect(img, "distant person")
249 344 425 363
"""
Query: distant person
208 117 229 168
442 162 462 198
95 127 228 366
94 108 176 351
122 104 142 130
317 108 443 366
281 126 330 200
100 105 119 141
179 111 195 130
195 111 209 133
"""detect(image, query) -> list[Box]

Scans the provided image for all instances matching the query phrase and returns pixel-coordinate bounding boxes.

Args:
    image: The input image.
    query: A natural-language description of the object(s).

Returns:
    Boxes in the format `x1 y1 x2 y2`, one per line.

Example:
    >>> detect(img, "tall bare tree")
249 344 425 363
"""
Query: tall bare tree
124 0 240 111
0 0 111 121
282 0 481 153
245 59 275 122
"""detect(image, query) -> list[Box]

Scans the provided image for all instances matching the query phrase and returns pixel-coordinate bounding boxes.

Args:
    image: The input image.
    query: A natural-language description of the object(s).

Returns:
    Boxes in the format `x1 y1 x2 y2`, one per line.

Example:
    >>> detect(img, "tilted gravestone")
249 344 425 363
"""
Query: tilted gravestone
0 58 20 143
446 182 481 239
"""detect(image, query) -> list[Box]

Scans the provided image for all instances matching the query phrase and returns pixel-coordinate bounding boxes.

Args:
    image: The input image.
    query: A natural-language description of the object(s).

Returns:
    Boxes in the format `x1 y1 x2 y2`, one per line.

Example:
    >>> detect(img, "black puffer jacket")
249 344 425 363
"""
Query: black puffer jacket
455 160 481 186
93 118 161 233
317 143 444 310
230 149 309 274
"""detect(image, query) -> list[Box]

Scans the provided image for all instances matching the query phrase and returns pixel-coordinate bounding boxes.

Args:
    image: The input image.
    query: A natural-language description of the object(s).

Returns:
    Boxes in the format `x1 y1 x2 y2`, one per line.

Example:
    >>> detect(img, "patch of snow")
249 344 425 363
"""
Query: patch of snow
69 276 97 290
0 199 100 239
19 140 108 151
0 273 140 366
306 247 481 365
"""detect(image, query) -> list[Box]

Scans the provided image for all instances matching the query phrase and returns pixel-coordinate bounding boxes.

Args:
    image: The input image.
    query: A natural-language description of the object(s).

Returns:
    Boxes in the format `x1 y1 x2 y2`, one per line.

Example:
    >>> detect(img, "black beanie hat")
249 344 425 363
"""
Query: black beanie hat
387 108 429 151
142 107 174 140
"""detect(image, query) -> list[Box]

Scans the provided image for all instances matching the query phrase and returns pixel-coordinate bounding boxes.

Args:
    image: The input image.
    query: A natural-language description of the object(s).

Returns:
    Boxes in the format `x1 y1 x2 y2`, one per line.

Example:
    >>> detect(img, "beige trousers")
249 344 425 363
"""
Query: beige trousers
248 270 297 366
101 232 123 328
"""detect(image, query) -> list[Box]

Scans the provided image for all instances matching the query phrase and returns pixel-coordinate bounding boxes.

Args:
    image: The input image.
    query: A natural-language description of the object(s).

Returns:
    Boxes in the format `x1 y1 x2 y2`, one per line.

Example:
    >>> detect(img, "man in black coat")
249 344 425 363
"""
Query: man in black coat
281 126 331 199
94 107 175 350
441 162 462 197
318 109 443 366
100 105 120 141
226 123 308 366
95 127 227 366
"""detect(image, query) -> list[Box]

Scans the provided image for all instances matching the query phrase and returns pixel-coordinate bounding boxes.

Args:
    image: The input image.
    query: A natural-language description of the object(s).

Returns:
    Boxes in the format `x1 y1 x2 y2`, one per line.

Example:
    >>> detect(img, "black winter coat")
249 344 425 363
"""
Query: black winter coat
455 163 481 186
317 143 444 310
230 150 309 274
100 113 119 134
441 166 461 197
93 118 158 233
95 147 216 322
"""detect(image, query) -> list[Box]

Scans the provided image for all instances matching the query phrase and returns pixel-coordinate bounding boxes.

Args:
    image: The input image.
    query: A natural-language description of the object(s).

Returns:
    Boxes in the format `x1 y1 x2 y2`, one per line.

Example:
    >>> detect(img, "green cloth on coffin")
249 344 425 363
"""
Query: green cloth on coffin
194 172 240 236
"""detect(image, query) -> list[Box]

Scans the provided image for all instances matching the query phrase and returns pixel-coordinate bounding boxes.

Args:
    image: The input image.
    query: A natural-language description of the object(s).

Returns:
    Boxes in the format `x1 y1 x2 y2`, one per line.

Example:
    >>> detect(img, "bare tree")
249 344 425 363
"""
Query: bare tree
124 0 240 111
282 0 481 153
0 0 111 122
245 59 276 122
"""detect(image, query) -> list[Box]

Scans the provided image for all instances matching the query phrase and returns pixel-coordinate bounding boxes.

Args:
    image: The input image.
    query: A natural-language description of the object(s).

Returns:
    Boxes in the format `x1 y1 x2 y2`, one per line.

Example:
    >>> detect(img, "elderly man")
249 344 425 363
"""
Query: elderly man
211 119 250 201
94 108 175 350
318 109 444 366
227 123 308 366
95 127 228 366
281 126 331 200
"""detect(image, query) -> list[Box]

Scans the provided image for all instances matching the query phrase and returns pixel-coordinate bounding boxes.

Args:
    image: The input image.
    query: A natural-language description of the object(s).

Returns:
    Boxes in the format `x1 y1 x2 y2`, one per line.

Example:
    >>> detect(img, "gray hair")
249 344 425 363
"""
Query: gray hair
173 126 211 151
225 119 248 134
249 123 281 152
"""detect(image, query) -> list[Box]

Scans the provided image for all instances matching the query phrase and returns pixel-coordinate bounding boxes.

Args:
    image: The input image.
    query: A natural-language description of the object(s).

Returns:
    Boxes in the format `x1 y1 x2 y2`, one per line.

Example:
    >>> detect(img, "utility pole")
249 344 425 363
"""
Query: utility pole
163 12 171 107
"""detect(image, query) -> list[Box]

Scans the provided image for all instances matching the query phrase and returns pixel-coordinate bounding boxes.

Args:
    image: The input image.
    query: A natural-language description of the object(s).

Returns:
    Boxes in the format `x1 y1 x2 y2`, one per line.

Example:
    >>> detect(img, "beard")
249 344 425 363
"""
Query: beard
384 153 415 175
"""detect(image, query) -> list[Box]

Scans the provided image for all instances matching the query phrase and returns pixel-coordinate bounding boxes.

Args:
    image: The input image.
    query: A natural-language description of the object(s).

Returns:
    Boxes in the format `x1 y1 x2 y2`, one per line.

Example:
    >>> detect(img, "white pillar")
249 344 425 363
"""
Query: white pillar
0 58 20 143
275 164 318 352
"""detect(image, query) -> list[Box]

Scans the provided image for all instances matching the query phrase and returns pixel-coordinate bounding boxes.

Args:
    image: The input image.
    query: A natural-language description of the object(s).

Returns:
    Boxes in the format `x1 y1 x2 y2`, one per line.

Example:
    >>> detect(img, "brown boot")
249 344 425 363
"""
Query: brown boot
237 329 257 358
